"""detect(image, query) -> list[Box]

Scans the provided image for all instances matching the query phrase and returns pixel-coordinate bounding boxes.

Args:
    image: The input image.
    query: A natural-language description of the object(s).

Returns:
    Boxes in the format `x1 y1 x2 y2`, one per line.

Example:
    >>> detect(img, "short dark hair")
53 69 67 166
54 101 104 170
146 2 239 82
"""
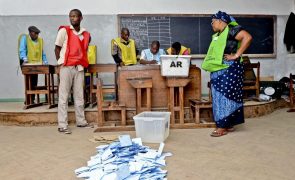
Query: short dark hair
151 41 160 48
172 42 181 52
121 28 130 34
70 9 82 17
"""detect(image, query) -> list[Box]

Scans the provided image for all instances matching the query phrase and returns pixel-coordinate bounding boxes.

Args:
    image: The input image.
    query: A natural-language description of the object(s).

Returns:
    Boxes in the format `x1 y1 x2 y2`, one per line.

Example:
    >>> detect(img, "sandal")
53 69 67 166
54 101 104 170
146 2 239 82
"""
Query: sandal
210 130 228 137
226 127 235 132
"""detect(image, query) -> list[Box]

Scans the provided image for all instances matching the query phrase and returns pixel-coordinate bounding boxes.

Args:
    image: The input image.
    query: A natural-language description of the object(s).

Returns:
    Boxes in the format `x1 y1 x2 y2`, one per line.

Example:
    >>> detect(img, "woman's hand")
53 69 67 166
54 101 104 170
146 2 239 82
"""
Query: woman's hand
224 54 239 61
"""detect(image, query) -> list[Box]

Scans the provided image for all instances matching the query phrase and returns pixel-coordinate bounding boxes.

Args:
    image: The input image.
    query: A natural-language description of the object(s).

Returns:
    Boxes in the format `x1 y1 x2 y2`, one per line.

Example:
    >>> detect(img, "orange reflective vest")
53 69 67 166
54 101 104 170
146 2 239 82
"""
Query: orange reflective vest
59 26 90 68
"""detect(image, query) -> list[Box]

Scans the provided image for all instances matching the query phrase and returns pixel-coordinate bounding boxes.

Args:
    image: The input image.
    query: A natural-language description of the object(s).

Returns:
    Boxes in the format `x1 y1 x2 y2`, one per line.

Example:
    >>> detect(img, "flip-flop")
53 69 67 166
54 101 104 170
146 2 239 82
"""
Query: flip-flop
210 130 228 137
227 127 235 132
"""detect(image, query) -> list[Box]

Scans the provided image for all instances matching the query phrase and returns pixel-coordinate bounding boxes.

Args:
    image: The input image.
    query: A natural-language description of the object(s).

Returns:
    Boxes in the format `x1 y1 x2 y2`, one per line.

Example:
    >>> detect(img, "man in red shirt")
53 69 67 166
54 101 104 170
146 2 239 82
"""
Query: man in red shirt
55 9 93 134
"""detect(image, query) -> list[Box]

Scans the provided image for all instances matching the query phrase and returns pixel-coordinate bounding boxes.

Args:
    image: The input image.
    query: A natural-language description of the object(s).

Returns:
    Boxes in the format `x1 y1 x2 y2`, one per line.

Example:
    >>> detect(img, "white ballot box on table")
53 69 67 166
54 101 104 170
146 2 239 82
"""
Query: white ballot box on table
160 55 191 77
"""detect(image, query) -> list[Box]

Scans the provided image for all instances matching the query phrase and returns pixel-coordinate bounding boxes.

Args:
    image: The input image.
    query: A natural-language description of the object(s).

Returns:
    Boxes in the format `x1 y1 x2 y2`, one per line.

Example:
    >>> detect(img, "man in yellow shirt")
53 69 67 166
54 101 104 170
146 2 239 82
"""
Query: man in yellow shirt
111 28 139 66
18 26 48 103
167 42 190 55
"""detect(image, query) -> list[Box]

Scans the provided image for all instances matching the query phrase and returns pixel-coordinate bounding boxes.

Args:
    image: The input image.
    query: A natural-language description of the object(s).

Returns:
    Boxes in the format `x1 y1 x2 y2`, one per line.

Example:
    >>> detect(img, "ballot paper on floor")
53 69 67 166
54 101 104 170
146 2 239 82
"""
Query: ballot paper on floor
75 135 172 180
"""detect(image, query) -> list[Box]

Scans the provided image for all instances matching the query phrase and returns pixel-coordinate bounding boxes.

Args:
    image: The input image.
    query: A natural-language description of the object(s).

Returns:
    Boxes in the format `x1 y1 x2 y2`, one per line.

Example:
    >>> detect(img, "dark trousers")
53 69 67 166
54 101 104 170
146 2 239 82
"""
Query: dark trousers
20 60 38 102
31 74 38 101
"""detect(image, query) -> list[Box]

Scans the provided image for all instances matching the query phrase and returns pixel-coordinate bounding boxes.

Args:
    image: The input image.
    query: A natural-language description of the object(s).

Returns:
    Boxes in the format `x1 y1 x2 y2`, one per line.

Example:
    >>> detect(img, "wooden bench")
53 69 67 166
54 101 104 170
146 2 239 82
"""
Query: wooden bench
189 82 213 124
189 98 212 124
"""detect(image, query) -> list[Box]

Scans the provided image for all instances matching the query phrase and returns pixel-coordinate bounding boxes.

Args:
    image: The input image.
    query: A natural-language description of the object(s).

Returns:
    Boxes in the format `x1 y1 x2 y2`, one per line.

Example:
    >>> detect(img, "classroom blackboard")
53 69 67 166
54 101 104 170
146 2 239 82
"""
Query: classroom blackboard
119 15 276 58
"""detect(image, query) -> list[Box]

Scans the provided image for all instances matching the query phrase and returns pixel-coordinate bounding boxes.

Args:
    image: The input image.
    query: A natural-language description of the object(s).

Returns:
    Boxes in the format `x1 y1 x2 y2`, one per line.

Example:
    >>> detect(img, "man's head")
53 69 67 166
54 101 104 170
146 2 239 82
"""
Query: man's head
121 28 130 41
150 41 160 54
28 26 40 41
69 9 83 27
171 42 181 55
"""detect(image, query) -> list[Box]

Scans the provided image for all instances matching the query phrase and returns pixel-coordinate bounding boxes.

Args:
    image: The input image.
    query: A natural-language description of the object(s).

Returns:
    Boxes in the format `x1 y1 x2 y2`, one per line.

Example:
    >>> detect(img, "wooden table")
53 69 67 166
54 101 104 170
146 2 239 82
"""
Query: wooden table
21 65 57 109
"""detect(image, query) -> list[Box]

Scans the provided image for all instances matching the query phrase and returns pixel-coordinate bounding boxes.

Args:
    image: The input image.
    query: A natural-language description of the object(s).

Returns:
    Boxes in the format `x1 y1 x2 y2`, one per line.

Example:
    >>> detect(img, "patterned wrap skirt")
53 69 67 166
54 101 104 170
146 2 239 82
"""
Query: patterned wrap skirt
210 60 244 128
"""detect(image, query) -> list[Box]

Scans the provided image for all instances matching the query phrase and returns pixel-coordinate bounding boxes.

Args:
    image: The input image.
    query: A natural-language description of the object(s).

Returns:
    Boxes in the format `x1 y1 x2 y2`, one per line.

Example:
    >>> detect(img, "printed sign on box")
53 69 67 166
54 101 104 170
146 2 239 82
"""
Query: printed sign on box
160 55 191 77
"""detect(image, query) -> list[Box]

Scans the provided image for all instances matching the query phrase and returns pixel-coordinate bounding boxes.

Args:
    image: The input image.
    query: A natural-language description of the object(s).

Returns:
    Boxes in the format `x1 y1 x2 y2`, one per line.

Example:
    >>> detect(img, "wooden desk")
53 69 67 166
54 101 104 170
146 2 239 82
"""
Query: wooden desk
118 65 201 110
21 65 57 109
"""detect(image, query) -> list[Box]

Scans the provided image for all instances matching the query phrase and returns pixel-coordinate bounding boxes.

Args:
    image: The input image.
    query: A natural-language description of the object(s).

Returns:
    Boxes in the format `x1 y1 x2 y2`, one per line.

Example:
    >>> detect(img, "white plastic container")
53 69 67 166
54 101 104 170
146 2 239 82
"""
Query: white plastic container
133 111 171 143
160 55 191 77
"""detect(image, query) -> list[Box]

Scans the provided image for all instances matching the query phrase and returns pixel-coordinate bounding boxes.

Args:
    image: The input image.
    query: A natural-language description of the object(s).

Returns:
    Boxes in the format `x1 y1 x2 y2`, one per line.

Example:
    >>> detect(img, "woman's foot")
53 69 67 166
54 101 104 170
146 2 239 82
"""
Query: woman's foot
210 128 228 137
226 127 235 132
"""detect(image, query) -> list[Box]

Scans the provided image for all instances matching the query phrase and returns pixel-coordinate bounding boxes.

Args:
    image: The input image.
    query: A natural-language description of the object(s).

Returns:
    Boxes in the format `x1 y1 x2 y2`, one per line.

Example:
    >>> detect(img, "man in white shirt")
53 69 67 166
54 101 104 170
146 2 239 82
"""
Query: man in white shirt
139 41 166 65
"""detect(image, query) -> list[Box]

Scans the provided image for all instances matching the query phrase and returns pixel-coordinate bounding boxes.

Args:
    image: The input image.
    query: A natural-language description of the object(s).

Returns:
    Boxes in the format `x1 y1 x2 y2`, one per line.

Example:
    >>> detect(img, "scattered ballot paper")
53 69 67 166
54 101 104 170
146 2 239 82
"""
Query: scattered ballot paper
75 135 172 180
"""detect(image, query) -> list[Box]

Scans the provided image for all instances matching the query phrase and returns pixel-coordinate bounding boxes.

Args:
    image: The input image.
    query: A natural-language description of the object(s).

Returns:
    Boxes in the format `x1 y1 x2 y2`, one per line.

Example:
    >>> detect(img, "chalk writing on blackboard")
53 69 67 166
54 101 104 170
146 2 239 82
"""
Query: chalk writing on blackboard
121 16 172 51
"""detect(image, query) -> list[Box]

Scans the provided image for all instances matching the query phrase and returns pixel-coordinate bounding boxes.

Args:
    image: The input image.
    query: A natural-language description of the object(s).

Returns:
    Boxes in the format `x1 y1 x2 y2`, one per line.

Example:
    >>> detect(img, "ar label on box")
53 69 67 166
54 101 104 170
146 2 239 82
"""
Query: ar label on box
170 61 182 68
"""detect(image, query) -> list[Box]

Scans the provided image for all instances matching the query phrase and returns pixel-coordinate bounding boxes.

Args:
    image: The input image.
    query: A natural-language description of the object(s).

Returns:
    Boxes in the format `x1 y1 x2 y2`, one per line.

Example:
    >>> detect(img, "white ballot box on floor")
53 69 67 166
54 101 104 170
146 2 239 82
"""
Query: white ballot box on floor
160 55 191 77
133 111 171 143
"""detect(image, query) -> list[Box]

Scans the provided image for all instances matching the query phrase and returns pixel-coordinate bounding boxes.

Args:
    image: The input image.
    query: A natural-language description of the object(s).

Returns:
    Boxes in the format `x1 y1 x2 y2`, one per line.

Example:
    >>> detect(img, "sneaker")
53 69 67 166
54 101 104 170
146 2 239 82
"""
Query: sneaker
58 127 72 134
77 123 94 128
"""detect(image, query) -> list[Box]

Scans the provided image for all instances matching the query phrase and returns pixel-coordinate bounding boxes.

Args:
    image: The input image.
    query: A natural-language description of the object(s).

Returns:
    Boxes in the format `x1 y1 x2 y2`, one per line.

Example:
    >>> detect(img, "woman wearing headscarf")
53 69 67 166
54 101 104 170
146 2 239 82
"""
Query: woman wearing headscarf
202 11 252 137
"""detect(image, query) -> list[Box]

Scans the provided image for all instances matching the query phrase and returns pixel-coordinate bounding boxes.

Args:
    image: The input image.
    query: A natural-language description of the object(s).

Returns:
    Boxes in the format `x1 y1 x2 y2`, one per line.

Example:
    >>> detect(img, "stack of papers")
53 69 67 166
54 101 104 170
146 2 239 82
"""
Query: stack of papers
75 135 172 180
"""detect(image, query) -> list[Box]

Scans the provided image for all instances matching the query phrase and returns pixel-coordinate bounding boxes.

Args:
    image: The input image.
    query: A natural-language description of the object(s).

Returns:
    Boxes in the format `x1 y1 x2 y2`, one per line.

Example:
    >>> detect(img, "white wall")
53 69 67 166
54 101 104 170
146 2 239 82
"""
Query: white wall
0 0 294 100
0 0 293 15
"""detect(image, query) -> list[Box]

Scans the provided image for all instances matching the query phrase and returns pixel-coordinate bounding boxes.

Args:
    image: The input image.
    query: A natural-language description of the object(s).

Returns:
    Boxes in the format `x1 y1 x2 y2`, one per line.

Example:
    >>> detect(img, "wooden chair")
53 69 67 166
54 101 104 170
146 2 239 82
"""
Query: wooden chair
189 82 212 124
243 61 260 98
288 73 295 112
88 64 117 108
96 78 126 127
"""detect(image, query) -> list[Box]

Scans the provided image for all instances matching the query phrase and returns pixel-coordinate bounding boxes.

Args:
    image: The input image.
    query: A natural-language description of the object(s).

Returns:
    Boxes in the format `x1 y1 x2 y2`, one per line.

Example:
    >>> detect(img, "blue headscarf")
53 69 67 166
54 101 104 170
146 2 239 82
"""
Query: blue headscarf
212 11 236 24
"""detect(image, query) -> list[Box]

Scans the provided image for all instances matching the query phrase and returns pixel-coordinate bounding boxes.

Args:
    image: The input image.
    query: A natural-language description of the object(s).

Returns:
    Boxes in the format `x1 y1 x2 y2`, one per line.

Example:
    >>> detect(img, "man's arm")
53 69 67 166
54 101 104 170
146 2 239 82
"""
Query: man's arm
19 35 28 62
55 46 61 61
111 41 122 65
54 28 66 61
42 50 48 64
135 43 140 62
139 50 156 64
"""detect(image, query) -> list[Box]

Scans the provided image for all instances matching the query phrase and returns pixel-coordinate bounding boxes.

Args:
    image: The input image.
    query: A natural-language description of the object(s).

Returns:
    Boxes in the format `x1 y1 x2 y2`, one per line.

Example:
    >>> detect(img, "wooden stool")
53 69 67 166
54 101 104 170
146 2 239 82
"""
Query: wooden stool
22 65 57 109
166 77 191 125
189 99 212 124
127 77 153 114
